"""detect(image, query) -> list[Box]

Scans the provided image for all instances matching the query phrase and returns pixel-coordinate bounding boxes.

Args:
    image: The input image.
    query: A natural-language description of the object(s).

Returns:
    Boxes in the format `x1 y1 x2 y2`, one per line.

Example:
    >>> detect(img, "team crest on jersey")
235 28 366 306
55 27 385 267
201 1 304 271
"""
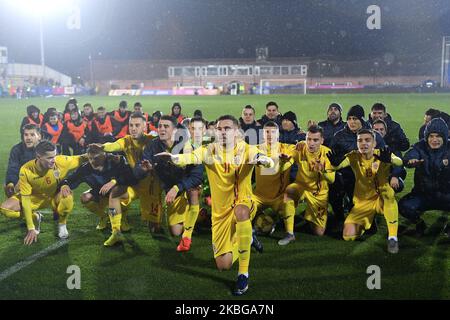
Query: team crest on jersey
53 170 60 179
443 159 449 167
372 161 379 172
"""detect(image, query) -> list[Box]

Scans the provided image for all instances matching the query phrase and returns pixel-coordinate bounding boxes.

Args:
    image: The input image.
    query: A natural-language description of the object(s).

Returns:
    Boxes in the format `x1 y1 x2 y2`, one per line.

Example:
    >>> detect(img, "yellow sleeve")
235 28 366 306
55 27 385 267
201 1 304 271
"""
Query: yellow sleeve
174 145 204 166
103 139 125 153
18 167 32 196
391 154 403 167
21 195 35 230
62 156 85 171
333 157 350 171
323 156 336 184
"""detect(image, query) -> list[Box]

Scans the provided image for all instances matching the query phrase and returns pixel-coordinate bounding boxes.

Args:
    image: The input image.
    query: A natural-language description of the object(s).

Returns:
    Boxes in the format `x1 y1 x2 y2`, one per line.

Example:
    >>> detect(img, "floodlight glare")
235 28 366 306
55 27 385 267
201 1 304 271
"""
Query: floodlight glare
7 0 76 16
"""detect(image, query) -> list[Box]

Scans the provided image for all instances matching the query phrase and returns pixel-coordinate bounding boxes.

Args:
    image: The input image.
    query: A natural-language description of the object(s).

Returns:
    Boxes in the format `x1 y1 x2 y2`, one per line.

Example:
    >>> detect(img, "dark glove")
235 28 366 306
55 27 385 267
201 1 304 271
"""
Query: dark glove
375 146 392 163
327 150 344 167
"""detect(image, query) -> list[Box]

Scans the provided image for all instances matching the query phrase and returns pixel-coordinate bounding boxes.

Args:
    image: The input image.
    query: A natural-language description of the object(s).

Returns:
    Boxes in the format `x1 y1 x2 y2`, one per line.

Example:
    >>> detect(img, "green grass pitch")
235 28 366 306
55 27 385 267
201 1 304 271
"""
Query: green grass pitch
0 94 448 299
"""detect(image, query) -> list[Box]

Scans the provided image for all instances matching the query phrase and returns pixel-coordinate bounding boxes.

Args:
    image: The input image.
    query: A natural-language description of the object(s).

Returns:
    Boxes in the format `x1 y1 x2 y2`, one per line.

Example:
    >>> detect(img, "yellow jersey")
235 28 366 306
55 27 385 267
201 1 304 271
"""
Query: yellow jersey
254 142 296 200
293 142 335 194
19 155 85 230
335 150 402 200
19 155 85 198
103 134 154 168
175 140 267 220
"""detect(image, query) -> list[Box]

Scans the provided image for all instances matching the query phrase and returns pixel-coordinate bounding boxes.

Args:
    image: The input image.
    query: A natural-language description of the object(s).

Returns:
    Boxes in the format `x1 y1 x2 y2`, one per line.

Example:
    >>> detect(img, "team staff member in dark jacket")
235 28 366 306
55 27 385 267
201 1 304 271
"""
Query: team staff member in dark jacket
111 101 131 139
399 118 450 237
369 103 410 153
20 105 44 135
258 101 283 127
135 115 204 252
329 105 386 222
3 124 41 198
372 119 407 193
279 111 306 145
239 105 262 145
418 108 450 140
318 103 345 147
61 145 138 234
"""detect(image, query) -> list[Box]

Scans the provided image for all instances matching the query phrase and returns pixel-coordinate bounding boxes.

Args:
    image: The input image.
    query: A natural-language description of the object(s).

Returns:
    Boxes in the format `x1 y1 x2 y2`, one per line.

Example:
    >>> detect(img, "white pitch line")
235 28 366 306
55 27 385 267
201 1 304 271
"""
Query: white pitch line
0 239 68 282
0 229 89 283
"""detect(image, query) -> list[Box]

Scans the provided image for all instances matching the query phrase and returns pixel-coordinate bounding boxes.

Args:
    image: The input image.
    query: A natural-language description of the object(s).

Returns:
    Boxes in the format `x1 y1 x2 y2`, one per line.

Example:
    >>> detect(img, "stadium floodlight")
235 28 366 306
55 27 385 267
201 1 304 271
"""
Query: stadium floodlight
6 0 76 80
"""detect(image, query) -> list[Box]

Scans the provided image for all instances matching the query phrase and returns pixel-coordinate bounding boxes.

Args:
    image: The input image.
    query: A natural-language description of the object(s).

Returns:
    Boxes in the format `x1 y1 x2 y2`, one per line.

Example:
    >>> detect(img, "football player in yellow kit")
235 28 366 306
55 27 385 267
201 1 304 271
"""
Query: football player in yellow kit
283 125 335 244
155 115 274 296
253 121 297 246
94 112 162 245
0 140 86 245
327 128 402 254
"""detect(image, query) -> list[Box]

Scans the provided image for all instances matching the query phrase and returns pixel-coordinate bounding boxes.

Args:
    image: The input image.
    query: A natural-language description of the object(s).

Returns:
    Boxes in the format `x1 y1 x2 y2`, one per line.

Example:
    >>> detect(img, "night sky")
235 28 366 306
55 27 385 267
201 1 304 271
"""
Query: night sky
1 0 449 76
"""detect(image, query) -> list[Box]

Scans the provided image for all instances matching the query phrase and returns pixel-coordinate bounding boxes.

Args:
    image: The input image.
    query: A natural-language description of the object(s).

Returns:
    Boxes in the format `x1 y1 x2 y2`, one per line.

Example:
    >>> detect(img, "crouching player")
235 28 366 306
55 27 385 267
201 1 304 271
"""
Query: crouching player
253 121 297 247
283 125 335 241
60 145 138 241
135 115 204 252
2 141 86 245
327 129 403 253
156 115 274 296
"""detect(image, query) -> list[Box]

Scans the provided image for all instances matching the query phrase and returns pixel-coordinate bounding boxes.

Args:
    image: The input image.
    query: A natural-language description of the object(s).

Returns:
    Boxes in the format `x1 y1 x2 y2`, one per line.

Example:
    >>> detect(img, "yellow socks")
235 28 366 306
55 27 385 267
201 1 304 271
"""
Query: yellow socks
182 204 199 239
57 194 74 225
108 208 122 232
236 219 252 275
283 200 296 234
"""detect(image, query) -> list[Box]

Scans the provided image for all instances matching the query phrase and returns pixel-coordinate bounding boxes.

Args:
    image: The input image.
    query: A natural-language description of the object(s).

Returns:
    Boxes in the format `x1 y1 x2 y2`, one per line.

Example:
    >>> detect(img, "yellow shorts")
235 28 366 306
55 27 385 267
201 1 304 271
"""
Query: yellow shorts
211 198 255 259
124 176 162 223
345 196 383 230
252 194 284 215
167 193 189 226
286 183 329 229
12 194 57 212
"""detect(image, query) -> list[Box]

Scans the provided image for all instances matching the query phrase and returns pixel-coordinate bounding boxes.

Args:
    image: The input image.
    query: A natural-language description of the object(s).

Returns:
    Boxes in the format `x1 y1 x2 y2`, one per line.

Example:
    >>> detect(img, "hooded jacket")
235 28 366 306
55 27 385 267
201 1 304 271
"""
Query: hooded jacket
404 118 450 198
330 121 386 157
368 113 410 153
20 105 43 135
318 118 346 148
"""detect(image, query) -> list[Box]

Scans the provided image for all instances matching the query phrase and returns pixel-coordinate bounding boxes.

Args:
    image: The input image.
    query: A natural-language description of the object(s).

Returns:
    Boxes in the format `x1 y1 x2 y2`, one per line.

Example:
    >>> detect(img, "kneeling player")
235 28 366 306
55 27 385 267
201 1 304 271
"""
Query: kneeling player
284 125 335 240
156 115 274 296
253 121 296 246
60 145 137 237
327 129 402 253
2 141 86 245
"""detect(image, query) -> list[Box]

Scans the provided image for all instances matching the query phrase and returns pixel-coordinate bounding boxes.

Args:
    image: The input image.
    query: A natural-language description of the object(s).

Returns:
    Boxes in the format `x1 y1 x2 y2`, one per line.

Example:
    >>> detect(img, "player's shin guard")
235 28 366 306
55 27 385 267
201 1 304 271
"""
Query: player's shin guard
283 200 296 234
182 204 199 239
236 219 252 275
108 208 122 232
57 195 74 225
0 207 21 219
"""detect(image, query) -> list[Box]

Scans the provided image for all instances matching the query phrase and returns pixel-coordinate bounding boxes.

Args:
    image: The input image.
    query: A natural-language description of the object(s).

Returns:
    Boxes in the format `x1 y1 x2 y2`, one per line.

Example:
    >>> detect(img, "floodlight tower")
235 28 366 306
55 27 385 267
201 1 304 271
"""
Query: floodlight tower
441 36 450 88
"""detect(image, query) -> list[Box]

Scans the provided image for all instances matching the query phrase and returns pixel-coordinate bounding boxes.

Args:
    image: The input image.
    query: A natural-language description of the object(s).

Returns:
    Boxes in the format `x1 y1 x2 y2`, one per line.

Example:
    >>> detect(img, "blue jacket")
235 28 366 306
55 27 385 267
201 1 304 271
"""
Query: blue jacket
330 122 386 157
5 142 35 185
369 113 410 153
404 118 450 198
61 155 138 201
135 137 204 194
317 119 345 148
279 128 306 145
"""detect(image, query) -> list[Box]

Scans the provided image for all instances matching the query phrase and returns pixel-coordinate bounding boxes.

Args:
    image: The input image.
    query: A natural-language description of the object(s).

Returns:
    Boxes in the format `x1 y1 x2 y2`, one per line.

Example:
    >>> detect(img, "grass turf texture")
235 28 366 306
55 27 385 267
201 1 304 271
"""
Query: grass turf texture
0 94 448 300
